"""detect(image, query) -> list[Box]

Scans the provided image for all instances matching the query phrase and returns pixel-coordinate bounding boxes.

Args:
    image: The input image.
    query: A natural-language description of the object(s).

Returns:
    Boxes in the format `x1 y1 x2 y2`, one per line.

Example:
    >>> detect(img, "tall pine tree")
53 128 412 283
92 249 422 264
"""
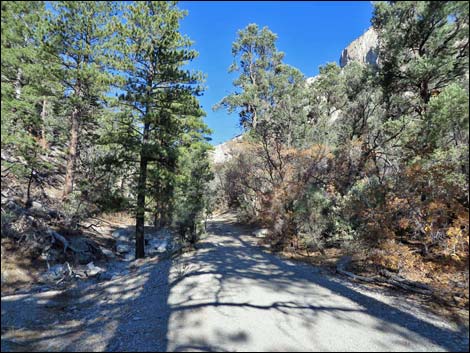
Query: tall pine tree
116 1 204 258
47 1 117 199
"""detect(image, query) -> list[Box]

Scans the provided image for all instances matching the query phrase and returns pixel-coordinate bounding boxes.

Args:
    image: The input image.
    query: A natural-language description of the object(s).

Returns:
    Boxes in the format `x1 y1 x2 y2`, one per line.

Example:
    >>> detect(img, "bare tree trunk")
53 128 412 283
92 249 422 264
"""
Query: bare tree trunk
14 68 22 99
40 97 48 150
135 122 150 259
63 108 80 199
287 117 292 148
153 212 159 228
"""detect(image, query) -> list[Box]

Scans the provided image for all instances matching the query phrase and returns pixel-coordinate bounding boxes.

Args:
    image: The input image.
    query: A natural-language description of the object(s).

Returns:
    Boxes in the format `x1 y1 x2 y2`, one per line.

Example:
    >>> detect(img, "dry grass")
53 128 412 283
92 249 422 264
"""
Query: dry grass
99 211 134 227
352 245 469 326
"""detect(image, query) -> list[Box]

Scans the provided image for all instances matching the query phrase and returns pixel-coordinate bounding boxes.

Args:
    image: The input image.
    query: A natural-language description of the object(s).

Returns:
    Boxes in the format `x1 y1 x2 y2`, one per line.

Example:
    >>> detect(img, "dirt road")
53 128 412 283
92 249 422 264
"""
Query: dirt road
2 213 468 351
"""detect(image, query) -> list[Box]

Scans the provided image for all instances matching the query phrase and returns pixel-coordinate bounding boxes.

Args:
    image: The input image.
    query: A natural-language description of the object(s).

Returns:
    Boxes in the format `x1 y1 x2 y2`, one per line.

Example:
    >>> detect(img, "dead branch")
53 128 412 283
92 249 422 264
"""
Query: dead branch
47 229 81 254
336 256 379 283
379 269 432 291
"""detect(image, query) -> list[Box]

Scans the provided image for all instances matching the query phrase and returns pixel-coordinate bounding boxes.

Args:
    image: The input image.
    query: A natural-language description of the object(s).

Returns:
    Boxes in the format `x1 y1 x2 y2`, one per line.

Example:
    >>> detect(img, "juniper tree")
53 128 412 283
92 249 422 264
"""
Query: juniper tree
373 1 468 107
372 1 469 173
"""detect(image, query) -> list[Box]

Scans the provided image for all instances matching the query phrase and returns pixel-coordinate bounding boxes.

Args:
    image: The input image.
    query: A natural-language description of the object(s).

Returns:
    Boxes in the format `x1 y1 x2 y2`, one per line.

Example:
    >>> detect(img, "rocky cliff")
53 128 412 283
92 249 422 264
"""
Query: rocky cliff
339 27 379 68
211 134 244 165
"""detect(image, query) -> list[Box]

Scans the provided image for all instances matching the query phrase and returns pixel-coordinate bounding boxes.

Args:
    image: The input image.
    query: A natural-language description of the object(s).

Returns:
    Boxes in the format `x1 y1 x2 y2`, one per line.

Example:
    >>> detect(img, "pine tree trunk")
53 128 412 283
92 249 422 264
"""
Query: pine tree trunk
420 80 430 106
25 167 34 208
135 122 151 259
153 206 163 229
40 97 48 150
63 107 80 198
14 68 22 99
154 212 159 228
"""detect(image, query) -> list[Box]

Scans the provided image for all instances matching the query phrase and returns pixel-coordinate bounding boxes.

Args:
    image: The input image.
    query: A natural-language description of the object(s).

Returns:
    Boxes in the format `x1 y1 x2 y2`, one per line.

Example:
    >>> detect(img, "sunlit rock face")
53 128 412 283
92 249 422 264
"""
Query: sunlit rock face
306 27 379 86
339 27 379 68
211 134 244 165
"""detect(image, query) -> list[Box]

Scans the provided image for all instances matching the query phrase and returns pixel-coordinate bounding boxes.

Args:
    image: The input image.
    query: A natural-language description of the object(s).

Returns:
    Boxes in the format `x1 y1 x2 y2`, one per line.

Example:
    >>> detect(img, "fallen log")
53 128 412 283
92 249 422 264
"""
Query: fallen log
379 269 432 291
336 256 433 295
336 256 380 283
387 279 432 295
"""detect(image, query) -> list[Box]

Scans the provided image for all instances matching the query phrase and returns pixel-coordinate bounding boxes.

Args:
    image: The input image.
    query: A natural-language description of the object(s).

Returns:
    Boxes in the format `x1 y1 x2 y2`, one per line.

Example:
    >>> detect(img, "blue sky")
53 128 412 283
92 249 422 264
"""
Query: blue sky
178 1 374 145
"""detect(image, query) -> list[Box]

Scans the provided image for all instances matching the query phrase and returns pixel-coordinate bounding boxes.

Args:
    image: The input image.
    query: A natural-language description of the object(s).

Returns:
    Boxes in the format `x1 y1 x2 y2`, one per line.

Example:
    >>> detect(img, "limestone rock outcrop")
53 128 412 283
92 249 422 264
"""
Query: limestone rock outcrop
211 134 244 165
339 27 379 68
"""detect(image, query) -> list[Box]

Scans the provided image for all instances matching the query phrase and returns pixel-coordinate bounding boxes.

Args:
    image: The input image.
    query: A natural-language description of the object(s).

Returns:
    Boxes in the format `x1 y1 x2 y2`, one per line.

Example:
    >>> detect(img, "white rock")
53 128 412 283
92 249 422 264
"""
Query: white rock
43 264 66 280
100 248 115 259
31 201 44 210
253 228 269 238
210 134 244 165
157 239 169 253
112 229 130 242
147 239 169 253
116 243 131 254
339 27 379 68
123 253 135 262
85 262 105 277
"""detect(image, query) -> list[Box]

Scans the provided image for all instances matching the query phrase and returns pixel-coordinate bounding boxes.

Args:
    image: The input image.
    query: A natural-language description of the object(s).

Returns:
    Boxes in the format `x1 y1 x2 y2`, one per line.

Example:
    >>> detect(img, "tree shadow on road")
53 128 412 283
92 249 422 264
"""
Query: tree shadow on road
164 215 469 352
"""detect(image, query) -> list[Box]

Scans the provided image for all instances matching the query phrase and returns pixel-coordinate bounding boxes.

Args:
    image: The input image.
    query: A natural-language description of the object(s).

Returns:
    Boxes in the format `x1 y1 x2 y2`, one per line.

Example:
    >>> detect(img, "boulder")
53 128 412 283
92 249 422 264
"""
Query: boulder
146 238 170 256
28 201 51 219
112 229 131 242
31 201 44 210
100 247 116 259
123 253 135 262
43 263 68 281
157 240 169 253
253 228 269 238
85 262 105 277
154 239 169 252
69 237 94 264
116 242 131 254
